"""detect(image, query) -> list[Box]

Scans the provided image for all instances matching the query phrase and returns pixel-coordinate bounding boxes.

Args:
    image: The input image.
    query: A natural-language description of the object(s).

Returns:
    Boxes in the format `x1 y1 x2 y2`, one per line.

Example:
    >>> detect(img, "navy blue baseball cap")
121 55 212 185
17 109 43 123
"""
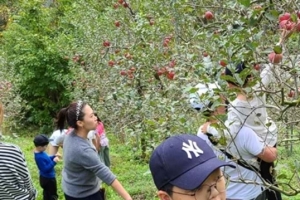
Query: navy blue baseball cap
33 134 49 147
149 134 235 190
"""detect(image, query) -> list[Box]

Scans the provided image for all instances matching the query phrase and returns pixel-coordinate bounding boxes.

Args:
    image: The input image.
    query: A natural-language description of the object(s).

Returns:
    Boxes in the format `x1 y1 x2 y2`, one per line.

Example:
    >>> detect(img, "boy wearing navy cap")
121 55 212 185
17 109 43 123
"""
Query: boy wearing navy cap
149 134 235 200
34 134 61 200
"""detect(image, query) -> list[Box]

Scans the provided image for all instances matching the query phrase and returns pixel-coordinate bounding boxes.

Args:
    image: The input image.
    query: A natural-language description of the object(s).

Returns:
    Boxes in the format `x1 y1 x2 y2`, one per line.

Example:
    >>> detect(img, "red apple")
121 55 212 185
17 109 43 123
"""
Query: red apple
166 71 175 80
120 70 127 76
118 0 124 4
279 12 291 22
286 22 295 30
219 60 227 67
279 20 295 30
157 69 164 76
254 64 260 71
103 40 110 47
115 21 120 27
123 2 128 8
205 11 214 20
268 52 283 64
288 90 295 98
108 60 115 67
203 52 208 57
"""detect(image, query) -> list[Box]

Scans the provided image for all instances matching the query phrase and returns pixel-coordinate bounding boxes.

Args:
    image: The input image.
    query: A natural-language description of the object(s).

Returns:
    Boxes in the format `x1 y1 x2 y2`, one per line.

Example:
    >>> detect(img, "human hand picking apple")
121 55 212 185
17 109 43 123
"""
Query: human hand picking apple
55 153 62 159
54 156 60 163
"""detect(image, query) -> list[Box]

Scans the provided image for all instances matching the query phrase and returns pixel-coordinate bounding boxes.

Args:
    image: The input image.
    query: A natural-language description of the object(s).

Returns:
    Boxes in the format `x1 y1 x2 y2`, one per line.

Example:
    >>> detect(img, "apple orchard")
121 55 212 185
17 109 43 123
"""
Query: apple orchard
1 0 300 197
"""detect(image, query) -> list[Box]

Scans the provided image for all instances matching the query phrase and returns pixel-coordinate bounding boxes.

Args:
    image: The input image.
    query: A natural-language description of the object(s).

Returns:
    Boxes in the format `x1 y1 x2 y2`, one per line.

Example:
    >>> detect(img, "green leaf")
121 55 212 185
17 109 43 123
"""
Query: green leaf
245 42 256 51
276 173 288 180
273 45 282 54
238 0 250 7
291 13 298 22
189 87 199 94
265 12 277 21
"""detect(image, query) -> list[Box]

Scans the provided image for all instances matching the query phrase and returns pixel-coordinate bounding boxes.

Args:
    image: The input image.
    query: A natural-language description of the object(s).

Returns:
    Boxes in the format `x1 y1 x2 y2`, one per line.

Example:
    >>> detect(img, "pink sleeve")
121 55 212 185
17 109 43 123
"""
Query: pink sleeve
96 122 105 135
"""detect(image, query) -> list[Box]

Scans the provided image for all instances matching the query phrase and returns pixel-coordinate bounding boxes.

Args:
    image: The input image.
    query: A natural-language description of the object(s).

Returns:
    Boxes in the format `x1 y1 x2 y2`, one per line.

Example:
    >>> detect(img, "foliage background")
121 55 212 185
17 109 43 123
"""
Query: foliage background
1 0 300 199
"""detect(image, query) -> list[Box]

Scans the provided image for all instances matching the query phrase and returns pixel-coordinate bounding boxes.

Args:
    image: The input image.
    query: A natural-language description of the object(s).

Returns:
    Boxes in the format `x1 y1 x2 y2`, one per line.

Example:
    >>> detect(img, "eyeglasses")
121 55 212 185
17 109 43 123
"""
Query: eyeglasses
171 174 229 200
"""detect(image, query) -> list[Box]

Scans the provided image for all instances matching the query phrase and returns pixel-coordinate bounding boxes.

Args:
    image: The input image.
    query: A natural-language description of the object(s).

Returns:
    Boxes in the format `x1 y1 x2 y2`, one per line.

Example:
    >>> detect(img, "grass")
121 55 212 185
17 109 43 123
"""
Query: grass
2 134 157 200
2 133 300 200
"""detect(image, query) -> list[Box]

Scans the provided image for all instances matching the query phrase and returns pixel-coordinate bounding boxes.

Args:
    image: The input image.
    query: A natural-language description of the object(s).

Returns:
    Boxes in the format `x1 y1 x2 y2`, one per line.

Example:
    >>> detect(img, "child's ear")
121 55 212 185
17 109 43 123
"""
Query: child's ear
157 191 172 200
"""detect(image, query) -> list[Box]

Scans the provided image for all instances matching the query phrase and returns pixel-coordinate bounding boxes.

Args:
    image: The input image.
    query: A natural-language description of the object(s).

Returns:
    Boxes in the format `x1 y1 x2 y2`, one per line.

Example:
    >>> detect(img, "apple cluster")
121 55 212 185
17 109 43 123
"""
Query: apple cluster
278 12 300 32
155 60 176 80
267 11 300 64
72 54 85 66
120 67 136 79
113 0 129 9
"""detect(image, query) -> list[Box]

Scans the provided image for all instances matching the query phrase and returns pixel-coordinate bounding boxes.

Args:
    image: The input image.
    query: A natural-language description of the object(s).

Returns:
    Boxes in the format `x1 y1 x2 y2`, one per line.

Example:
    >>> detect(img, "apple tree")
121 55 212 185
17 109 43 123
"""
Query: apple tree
1 0 300 197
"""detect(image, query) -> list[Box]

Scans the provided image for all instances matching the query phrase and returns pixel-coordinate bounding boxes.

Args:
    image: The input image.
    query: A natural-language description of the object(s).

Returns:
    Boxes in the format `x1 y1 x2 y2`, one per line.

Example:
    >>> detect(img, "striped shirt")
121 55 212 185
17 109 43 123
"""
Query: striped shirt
0 142 36 200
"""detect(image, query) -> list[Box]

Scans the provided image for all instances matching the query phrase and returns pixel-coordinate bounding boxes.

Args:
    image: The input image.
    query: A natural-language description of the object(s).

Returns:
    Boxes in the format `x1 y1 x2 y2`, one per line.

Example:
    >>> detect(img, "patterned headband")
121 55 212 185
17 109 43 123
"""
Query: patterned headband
76 100 83 121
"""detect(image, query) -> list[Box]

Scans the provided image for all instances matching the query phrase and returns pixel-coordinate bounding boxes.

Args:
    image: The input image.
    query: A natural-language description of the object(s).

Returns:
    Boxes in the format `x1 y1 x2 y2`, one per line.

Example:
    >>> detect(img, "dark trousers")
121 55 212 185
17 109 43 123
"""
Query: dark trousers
64 189 105 200
250 190 266 200
258 143 282 200
39 176 58 200
259 160 282 200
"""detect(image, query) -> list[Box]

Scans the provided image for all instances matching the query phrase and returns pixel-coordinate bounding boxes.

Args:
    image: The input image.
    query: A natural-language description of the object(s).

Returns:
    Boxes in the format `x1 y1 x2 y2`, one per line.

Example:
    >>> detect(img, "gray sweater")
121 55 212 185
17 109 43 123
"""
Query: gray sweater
62 132 116 198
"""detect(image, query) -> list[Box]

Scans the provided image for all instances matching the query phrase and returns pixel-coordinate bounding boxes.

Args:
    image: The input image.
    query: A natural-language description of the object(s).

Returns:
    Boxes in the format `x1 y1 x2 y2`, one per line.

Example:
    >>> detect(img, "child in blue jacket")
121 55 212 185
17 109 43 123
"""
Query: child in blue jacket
34 134 60 200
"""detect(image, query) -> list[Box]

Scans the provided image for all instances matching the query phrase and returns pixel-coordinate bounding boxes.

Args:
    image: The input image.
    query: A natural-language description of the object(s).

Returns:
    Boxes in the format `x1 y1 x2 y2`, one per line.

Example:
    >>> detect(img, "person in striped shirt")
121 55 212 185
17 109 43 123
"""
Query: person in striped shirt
0 141 37 200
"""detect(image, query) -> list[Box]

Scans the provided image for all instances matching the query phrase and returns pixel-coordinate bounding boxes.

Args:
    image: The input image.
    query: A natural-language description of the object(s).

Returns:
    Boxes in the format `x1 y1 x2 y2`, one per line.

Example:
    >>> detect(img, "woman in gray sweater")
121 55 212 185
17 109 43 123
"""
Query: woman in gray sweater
56 100 132 200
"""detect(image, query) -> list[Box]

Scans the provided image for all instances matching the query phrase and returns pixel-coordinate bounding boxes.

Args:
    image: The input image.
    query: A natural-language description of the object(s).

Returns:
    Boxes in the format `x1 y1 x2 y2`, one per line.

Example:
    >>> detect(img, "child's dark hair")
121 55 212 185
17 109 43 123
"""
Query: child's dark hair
225 62 252 87
56 100 87 131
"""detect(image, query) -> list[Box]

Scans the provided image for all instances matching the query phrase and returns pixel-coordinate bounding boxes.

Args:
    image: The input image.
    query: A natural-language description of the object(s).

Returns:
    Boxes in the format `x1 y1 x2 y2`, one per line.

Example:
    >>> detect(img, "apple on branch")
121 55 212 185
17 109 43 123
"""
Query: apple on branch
219 60 227 67
166 71 175 80
204 11 214 20
288 90 295 98
268 52 282 64
279 12 291 23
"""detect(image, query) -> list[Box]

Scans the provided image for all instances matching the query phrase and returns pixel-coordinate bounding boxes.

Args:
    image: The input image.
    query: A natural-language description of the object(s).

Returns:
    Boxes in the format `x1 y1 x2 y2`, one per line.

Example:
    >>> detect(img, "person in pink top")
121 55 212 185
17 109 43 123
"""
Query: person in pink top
95 114 110 168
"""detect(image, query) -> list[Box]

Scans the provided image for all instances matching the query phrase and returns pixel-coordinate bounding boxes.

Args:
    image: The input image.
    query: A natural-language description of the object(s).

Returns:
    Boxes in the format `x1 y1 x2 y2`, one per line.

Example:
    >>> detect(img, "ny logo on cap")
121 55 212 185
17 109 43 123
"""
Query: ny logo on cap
182 140 203 159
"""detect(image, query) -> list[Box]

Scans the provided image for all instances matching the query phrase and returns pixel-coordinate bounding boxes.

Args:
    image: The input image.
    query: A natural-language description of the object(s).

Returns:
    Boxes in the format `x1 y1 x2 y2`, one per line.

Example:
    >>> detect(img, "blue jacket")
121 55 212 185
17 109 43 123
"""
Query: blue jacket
34 151 56 178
